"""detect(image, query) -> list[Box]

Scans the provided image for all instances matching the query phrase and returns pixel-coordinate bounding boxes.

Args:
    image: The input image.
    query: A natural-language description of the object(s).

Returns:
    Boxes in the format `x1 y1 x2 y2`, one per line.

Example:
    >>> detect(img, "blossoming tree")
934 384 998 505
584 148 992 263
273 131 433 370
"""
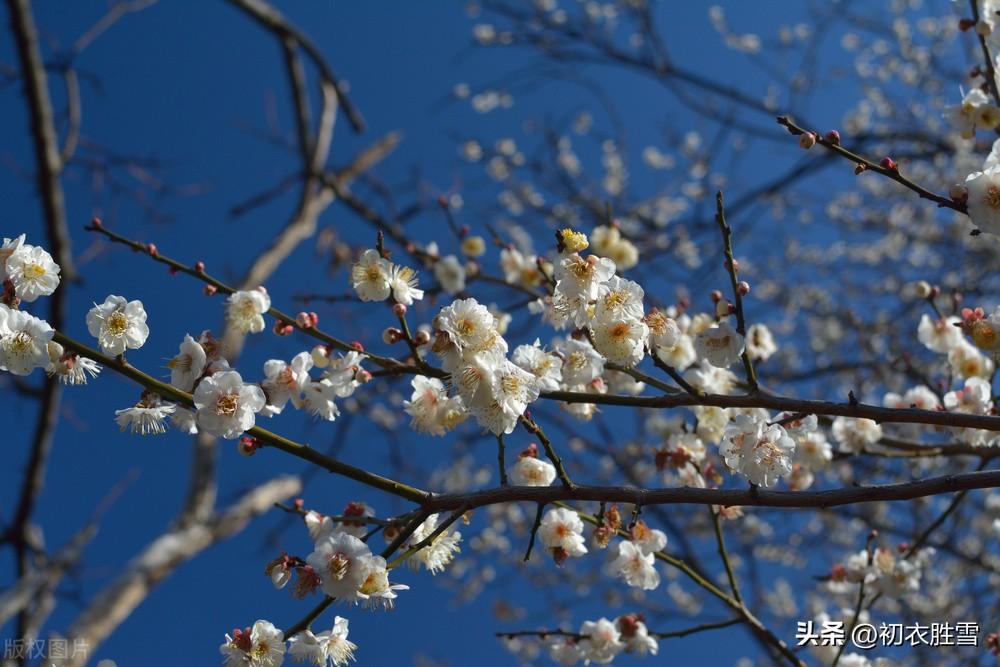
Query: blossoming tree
7 1 1000 666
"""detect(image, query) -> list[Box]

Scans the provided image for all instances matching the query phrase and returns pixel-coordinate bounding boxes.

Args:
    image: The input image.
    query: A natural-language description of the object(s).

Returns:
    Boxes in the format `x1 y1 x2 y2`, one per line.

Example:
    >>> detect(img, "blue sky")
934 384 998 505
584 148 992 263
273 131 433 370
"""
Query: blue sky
0 2 943 666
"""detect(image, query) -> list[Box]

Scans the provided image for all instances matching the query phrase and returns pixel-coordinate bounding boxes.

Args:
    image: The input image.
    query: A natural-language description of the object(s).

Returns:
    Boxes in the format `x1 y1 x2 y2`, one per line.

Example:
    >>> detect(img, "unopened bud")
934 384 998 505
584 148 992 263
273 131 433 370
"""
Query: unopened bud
413 330 431 346
879 156 898 171
382 327 403 344
350 341 365 352
959 17 976 31
854 162 867 175
798 132 817 149
915 281 933 299
203 285 218 296
715 299 732 319
737 281 750 296
238 436 258 456
311 345 331 368
355 369 372 384
147 243 158 257
195 261 206 273
949 184 969 202
90 217 103 229
296 312 313 328
710 289 723 303
393 303 408 317
825 130 841 145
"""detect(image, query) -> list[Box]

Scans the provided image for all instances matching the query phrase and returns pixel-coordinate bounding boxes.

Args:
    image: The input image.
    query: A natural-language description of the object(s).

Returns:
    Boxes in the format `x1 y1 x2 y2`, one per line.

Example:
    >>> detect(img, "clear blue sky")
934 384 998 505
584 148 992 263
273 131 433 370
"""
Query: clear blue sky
1 2 908 666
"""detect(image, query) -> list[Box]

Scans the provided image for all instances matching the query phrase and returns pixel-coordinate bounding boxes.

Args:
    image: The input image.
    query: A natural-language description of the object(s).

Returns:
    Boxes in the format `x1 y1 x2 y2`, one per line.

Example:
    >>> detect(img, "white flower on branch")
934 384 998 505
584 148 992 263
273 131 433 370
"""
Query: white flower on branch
306 531 377 604
404 513 462 575
86 295 149 356
220 619 285 667
512 340 562 392
288 616 357 666
555 337 605 386
45 340 101 384
350 249 391 302
433 254 466 294
693 321 745 368
192 370 266 439
167 334 207 392
916 314 961 354
510 447 556 487
404 375 466 436
0 304 53 375
226 288 271 335
578 617 624 664
0 233 26 281
114 394 176 435
831 416 883 453
604 540 660 590
261 351 313 415
538 507 587 562
388 263 424 305
5 242 60 302
719 413 795 487
616 614 658 656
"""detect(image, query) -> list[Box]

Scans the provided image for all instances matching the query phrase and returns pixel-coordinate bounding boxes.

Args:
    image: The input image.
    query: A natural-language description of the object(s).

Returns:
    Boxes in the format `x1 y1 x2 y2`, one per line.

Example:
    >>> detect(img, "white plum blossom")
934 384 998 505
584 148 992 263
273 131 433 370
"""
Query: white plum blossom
616 615 658 656
302 380 343 422
883 385 941 411
167 334 207 391
351 249 391 301
404 513 462 574
655 332 696 370
500 246 546 288
795 430 833 470
578 617 625 664
556 337 605 385
719 413 795 487
547 637 584 665
192 370 266 439
591 315 648 366
745 323 777 362
0 305 53 375
434 297 507 365
965 164 1000 235
831 416 883 453
5 243 60 302
115 396 176 435
604 540 660 590
45 341 101 385
590 225 638 270
948 339 994 379
306 532 376 603
288 617 357 666
512 340 562 392
261 351 314 414
388 263 424 305
644 308 680 351
227 289 271 335
694 321 745 368
944 376 992 415
220 620 285 667
552 253 616 328
538 507 587 560
917 314 961 353
86 295 149 356
403 375 466 435
0 234 26 281
433 255 466 294
510 446 556 486
171 407 199 434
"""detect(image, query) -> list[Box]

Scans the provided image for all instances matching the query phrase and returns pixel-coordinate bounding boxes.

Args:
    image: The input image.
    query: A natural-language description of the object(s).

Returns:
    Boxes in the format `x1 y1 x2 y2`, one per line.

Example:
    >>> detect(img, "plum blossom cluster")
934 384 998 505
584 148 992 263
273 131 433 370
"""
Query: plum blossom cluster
220 616 357 667
538 614 658 666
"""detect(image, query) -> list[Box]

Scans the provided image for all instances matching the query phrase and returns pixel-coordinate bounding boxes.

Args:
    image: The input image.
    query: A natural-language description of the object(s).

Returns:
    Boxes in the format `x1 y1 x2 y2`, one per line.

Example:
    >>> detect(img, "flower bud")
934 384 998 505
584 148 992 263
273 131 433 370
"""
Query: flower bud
382 327 403 344
311 345 331 368
798 131 816 149
737 280 751 296
273 321 293 336
461 235 486 257
879 156 897 171
914 280 933 299
147 243 158 258
296 311 313 328
959 17 975 31
825 130 841 145
203 285 218 296
715 299 732 319
355 369 372 384
949 184 969 202
238 436 258 456
710 289 723 303
393 303 408 317
195 261 206 273
854 162 867 175
413 330 431 346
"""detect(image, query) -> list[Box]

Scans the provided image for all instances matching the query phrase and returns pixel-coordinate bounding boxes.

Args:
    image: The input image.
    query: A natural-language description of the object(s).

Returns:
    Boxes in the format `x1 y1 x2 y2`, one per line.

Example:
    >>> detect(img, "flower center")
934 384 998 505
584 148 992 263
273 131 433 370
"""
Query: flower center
984 184 1000 210
2 331 32 357
216 392 240 416
328 552 350 580
106 311 129 337
365 264 383 282
22 263 46 281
